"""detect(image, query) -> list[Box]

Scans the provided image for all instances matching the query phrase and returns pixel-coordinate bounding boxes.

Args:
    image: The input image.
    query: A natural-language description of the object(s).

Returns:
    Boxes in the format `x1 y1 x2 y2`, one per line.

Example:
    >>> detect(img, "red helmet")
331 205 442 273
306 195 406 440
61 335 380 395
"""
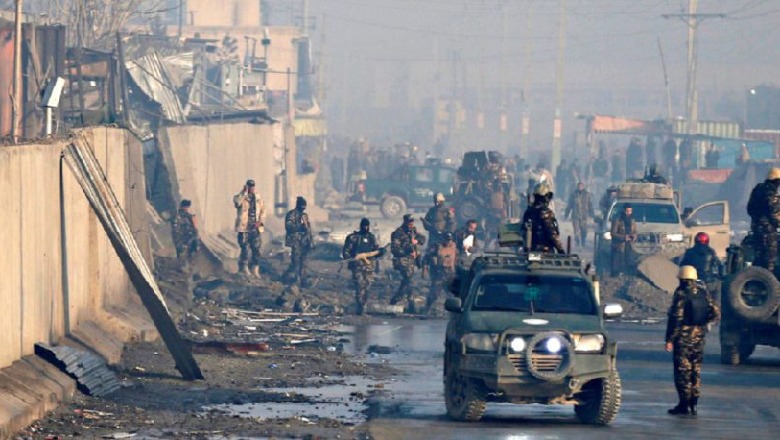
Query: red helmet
694 232 709 245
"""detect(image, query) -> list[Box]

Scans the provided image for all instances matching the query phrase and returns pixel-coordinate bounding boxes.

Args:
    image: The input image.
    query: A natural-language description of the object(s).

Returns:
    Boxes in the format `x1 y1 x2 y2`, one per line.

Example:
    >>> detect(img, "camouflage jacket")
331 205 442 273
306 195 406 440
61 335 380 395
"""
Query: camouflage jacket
521 202 565 253
342 231 380 271
423 205 456 236
171 209 198 242
680 244 723 282
665 284 720 344
391 225 426 261
610 214 637 249
284 209 312 248
747 180 780 228
565 189 595 221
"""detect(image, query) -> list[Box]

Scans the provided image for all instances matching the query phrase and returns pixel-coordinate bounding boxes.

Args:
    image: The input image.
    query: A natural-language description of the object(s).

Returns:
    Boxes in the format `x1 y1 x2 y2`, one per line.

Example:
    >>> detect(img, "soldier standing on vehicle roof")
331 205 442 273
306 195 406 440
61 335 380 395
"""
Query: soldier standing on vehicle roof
610 204 637 277
521 182 565 254
390 214 426 313
233 179 265 277
426 232 457 314
666 266 720 416
284 197 313 286
680 232 724 303
422 192 456 250
565 182 595 248
747 167 780 272
342 218 385 315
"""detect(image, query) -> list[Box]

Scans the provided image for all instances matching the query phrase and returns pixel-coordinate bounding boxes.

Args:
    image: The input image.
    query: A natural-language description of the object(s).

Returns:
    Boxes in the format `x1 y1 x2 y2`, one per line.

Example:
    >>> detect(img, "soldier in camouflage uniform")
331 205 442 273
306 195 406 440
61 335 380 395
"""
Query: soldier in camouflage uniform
390 214 426 313
426 232 457 314
521 182 565 254
342 218 384 315
747 167 780 272
421 192 456 253
665 265 720 416
610 204 637 277
284 197 313 286
171 199 199 261
564 182 595 247
233 179 265 277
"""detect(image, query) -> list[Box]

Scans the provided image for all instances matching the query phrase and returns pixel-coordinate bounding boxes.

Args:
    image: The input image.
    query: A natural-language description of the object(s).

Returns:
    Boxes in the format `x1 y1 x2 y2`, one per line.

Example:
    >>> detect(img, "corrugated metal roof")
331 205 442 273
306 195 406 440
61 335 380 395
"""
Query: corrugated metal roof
126 50 187 124
35 343 121 397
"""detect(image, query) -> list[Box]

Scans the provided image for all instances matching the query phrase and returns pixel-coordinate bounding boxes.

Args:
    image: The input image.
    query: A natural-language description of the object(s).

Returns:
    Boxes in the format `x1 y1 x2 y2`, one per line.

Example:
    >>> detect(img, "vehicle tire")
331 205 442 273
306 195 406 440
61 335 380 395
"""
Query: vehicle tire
575 370 622 426
380 195 407 220
727 266 780 321
455 196 484 224
525 332 574 381
444 371 486 422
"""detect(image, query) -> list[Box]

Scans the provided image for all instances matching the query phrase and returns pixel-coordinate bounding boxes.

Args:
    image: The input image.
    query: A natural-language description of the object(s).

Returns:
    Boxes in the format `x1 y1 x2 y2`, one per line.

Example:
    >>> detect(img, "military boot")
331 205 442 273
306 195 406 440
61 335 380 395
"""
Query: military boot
668 399 689 415
238 264 250 276
405 298 417 315
689 396 698 416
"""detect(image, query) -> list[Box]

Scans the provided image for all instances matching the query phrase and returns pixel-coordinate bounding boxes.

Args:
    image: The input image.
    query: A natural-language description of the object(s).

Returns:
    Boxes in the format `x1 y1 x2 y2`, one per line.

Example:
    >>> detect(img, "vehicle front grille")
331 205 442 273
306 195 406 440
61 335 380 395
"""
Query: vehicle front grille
507 354 527 373
530 352 563 372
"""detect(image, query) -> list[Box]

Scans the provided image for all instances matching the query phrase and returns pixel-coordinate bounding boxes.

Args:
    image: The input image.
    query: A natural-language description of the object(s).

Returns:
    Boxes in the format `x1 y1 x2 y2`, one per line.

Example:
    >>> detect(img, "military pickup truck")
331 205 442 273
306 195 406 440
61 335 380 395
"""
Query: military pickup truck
361 162 456 220
443 250 624 425
594 182 730 277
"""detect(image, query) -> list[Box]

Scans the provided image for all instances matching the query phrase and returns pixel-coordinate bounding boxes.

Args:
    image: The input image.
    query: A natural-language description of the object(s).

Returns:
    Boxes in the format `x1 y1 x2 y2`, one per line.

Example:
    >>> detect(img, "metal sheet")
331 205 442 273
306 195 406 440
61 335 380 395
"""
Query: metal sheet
125 50 187 123
34 343 121 397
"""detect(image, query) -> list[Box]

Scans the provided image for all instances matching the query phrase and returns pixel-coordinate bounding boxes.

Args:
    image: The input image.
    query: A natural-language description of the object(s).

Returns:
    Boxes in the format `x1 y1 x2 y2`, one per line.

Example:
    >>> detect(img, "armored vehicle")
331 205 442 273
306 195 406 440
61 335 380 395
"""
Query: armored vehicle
594 182 730 277
361 162 456 220
720 240 780 365
443 251 624 425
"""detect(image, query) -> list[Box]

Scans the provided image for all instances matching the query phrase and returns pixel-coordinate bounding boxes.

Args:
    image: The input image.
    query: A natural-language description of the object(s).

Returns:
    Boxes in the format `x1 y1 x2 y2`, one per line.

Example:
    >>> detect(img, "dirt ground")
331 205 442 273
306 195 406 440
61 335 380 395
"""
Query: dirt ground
15 241 668 439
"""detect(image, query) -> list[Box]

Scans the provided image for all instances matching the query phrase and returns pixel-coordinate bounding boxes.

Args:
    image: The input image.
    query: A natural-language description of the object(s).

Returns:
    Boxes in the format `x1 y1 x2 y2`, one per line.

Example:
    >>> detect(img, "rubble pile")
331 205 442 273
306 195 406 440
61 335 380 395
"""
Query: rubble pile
600 274 671 320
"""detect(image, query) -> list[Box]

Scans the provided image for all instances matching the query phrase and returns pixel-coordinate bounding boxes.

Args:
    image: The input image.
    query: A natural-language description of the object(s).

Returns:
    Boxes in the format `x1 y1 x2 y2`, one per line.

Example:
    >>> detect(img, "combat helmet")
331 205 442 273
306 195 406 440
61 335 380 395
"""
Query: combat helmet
533 182 553 197
768 167 780 180
434 192 446 204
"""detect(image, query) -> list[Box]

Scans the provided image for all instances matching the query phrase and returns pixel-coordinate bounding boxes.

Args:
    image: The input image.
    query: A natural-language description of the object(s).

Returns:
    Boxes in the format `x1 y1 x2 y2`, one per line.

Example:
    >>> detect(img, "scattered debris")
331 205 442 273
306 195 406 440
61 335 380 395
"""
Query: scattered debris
35 343 121 397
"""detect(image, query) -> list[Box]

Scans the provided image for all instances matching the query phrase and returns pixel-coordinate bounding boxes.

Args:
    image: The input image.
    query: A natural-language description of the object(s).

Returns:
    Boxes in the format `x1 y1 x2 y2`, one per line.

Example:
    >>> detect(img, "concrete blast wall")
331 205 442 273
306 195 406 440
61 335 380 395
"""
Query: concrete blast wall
0 127 154 371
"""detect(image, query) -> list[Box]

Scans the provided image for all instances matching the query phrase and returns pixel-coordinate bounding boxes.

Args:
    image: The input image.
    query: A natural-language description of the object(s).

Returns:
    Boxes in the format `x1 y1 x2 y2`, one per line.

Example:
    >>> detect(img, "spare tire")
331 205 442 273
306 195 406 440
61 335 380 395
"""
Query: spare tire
727 266 780 321
455 196 484 224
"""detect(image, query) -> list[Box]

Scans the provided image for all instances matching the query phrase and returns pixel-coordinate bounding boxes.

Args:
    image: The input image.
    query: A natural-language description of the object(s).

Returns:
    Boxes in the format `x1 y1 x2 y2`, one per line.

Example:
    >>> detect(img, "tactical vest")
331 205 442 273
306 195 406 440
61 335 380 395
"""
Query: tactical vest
683 292 710 326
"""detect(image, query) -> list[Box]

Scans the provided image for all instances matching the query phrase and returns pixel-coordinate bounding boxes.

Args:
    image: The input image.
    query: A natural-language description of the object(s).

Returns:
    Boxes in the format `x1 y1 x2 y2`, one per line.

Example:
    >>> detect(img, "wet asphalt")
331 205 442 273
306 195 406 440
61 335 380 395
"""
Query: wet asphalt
348 319 780 440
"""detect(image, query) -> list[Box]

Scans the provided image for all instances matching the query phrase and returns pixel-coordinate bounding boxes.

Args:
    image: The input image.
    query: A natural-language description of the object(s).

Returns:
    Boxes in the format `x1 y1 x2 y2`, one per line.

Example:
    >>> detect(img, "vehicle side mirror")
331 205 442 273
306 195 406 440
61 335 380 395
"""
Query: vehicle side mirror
444 297 462 313
448 277 462 295
603 303 623 319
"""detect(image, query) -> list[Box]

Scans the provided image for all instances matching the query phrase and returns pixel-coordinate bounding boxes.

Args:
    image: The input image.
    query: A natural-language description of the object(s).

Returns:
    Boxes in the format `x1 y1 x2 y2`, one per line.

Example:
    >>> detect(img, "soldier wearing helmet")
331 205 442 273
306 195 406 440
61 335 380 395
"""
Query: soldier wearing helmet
665 265 720 417
520 182 565 253
422 192 456 251
680 232 724 301
746 167 780 271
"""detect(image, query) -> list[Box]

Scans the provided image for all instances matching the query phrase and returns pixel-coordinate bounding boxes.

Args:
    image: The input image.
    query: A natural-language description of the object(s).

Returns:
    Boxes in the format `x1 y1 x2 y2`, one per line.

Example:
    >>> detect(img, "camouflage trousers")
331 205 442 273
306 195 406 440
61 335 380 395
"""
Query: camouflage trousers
175 235 199 260
391 258 416 308
237 230 262 270
673 332 706 400
352 267 374 314
752 223 777 272
427 267 454 312
287 242 309 284
572 218 588 247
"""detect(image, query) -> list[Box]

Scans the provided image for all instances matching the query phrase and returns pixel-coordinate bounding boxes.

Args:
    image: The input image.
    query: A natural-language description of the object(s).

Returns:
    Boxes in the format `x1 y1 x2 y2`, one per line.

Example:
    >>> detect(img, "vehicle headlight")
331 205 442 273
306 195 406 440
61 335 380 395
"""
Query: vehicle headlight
545 337 562 354
602 232 612 240
666 233 684 242
462 333 498 352
573 334 605 353
509 337 526 353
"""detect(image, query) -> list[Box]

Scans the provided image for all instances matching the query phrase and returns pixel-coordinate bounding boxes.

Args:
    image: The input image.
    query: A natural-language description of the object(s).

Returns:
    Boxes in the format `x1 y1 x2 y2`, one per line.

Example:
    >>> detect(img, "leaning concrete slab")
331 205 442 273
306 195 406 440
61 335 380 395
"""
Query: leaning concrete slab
637 254 679 294
0 356 75 440
64 138 203 380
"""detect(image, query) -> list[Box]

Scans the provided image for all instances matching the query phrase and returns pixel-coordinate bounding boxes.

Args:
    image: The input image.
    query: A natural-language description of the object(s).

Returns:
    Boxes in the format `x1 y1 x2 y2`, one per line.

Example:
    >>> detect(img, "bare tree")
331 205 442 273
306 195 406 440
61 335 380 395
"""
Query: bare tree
28 0 171 50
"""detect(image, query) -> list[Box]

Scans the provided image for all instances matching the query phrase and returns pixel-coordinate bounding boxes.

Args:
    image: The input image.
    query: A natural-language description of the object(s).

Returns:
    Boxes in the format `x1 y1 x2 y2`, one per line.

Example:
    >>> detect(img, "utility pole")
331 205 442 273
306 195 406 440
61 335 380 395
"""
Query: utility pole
551 0 567 173
663 1 725 136
519 0 535 159
657 36 673 120
11 0 23 143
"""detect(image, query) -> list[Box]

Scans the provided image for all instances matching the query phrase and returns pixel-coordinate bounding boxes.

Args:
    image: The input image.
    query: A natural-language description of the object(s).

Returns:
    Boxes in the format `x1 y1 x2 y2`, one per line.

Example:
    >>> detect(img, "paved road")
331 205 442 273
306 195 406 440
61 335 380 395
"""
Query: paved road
348 319 780 440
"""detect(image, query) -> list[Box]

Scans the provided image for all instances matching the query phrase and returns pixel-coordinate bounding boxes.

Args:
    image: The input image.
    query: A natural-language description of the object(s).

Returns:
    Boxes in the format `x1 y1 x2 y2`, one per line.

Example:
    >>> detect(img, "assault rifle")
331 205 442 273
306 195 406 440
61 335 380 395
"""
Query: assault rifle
338 244 390 273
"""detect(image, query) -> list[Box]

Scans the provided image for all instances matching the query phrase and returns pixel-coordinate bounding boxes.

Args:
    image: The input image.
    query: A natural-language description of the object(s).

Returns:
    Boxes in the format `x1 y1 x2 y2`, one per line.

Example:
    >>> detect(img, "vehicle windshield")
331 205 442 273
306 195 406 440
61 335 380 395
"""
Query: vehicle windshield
609 202 680 224
471 274 596 315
